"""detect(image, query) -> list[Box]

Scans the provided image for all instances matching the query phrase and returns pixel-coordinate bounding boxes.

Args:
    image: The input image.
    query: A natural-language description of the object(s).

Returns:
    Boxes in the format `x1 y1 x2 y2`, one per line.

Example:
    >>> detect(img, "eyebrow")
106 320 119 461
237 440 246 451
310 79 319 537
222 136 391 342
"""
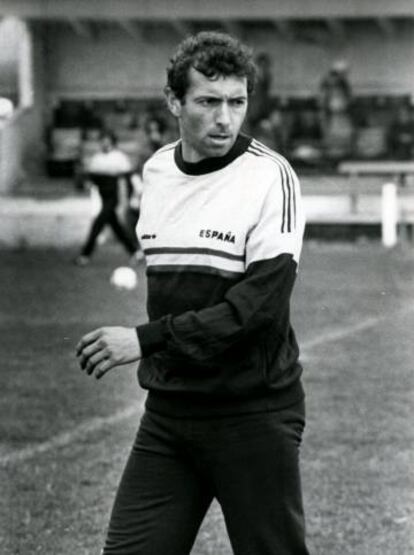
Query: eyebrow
195 93 248 100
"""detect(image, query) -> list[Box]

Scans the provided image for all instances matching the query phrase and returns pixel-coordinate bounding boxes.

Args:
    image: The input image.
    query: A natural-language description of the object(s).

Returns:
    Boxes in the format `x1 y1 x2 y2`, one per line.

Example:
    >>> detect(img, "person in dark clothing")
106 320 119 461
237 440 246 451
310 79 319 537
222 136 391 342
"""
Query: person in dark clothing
144 116 167 153
75 131 142 265
248 52 272 129
76 32 310 555
388 104 414 160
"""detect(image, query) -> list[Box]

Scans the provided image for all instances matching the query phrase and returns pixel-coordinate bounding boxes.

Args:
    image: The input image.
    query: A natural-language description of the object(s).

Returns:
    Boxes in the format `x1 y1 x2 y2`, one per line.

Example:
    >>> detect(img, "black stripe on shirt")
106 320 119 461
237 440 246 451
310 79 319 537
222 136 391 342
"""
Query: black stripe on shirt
144 246 245 262
248 142 294 233
147 264 244 279
248 144 287 231
248 142 297 233
247 146 287 232
255 140 297 231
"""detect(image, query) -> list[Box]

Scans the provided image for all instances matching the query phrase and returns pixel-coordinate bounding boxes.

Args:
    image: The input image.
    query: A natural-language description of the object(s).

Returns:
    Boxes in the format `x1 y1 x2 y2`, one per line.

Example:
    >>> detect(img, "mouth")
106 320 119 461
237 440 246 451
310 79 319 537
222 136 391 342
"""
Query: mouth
208 134 231 145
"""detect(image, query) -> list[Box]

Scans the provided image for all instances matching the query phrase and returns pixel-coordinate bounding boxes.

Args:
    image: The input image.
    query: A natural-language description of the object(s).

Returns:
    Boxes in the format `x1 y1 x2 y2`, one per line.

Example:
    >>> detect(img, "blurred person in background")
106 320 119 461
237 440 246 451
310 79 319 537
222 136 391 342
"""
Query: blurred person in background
144 115 167 153
75 130 142 266
319 60 352 117
124 165 144 247
319 60 354 160
388 103 414 160
289 107 324 166
268 106 290 154
248 51 273 130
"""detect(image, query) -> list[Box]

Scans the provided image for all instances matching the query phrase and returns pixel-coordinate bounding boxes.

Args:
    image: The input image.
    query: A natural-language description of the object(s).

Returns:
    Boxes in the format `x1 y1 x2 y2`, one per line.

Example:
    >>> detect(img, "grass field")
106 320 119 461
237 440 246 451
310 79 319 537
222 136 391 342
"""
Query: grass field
1 241 413 554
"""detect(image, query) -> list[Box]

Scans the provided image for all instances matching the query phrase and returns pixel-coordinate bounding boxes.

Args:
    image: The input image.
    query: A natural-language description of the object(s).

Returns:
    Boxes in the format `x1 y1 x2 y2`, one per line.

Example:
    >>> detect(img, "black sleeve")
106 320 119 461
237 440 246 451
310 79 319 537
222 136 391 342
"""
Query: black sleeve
137 254 298 361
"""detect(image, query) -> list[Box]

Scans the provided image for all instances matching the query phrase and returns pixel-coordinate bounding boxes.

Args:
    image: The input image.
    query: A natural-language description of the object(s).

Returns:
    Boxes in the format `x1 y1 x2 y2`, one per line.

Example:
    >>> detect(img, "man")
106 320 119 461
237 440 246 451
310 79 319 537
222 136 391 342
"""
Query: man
75 131 141 266
76 32 309 555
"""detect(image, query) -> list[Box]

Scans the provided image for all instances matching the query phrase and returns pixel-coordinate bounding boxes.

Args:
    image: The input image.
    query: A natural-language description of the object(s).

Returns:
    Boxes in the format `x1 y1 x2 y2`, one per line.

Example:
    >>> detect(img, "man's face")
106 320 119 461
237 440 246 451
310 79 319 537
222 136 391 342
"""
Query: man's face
168 68 248 163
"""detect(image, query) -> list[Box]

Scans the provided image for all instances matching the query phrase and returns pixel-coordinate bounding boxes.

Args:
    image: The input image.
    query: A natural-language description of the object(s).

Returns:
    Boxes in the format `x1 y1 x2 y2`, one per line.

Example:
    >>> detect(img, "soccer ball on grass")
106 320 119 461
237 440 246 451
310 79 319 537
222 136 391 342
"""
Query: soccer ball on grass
110 267 138 290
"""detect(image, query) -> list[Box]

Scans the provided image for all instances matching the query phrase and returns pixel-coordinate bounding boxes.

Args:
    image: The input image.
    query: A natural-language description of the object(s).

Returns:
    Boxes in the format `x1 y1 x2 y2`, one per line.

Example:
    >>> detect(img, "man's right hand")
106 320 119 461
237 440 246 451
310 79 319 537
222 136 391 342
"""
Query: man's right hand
76 326 142 379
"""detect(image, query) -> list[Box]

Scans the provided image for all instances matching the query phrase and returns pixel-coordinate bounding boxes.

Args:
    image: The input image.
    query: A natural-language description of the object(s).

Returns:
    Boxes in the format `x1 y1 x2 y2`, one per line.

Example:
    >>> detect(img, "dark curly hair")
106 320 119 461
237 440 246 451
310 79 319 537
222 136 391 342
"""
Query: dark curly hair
166 31 257 102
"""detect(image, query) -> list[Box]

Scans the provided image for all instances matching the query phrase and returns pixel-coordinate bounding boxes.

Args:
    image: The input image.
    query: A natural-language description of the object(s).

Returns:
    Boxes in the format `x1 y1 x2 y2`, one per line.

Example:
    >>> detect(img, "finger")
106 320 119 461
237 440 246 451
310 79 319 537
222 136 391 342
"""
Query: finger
78 341 105 370
76 329 102 356
76 330 101 356
95 359 114 380
85 350 110 375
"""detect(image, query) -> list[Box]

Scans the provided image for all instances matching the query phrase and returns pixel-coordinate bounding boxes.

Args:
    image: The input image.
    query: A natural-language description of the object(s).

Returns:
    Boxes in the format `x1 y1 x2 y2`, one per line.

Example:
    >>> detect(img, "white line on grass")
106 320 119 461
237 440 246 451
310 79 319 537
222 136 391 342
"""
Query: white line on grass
301 302 414 352
0 403 143 466
302 315 382 350
2 303 413 466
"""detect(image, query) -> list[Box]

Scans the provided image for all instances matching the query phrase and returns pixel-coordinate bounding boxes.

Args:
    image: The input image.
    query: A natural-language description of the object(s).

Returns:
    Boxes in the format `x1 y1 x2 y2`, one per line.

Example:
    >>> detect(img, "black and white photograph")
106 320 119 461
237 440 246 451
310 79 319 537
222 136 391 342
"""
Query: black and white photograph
0 1 413 554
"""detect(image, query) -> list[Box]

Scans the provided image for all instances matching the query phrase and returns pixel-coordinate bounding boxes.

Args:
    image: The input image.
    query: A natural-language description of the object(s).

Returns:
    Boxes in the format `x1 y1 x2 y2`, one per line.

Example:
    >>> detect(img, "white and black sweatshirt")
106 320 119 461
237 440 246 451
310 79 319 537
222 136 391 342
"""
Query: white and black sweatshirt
136 134 306 417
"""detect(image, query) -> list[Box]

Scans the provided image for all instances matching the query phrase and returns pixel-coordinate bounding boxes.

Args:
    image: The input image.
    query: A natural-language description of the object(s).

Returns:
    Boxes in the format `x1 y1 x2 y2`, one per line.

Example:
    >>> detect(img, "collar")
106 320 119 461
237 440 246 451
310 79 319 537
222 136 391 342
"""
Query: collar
174 134 252 175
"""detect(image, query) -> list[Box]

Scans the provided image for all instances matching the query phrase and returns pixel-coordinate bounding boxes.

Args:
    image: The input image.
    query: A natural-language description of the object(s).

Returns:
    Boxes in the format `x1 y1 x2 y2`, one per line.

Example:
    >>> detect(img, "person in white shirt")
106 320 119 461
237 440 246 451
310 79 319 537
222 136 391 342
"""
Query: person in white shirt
75 131 142 266
77 32 309 555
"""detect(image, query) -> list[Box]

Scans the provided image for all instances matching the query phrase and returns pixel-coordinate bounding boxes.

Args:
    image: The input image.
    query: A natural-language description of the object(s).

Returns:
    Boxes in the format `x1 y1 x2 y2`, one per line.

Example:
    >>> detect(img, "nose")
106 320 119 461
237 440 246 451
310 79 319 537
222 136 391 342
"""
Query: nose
215 102 231 127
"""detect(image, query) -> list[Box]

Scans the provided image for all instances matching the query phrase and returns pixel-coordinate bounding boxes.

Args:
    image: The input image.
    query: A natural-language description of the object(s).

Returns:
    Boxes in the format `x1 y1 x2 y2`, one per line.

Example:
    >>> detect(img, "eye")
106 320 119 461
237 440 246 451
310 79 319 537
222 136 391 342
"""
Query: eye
198 98 219 107
230 98 247 107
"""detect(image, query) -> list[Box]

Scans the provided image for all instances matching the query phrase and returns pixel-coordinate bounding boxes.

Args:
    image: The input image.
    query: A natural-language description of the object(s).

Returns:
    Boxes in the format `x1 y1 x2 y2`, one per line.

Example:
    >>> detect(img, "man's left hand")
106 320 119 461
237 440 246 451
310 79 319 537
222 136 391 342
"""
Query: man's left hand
76 326 142 379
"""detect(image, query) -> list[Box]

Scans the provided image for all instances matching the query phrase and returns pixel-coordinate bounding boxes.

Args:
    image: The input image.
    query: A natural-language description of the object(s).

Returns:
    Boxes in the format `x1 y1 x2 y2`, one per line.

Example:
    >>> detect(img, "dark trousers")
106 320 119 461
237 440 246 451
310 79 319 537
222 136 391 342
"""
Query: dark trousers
125 207 140 247
102 400 310 555
81 202 138 257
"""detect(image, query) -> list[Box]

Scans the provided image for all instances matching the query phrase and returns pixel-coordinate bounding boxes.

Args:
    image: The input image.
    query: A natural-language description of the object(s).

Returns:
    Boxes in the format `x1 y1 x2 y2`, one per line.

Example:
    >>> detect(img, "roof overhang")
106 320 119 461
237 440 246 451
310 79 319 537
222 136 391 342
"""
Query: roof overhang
2 0 414 21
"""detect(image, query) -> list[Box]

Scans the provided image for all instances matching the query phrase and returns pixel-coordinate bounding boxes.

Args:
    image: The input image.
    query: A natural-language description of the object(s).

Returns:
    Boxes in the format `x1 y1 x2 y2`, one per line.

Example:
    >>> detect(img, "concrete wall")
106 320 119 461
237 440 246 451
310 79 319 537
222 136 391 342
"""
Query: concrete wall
0 18 20 101
44 23 176 100
0 108 35 193
26 23 49 174
0 21 47 186
43 21 414 102
2 182 414 247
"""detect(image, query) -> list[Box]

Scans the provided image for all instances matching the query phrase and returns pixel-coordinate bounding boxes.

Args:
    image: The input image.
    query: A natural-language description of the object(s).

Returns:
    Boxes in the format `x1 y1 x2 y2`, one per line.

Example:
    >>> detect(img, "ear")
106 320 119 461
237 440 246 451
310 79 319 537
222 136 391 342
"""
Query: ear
165 87 182 118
